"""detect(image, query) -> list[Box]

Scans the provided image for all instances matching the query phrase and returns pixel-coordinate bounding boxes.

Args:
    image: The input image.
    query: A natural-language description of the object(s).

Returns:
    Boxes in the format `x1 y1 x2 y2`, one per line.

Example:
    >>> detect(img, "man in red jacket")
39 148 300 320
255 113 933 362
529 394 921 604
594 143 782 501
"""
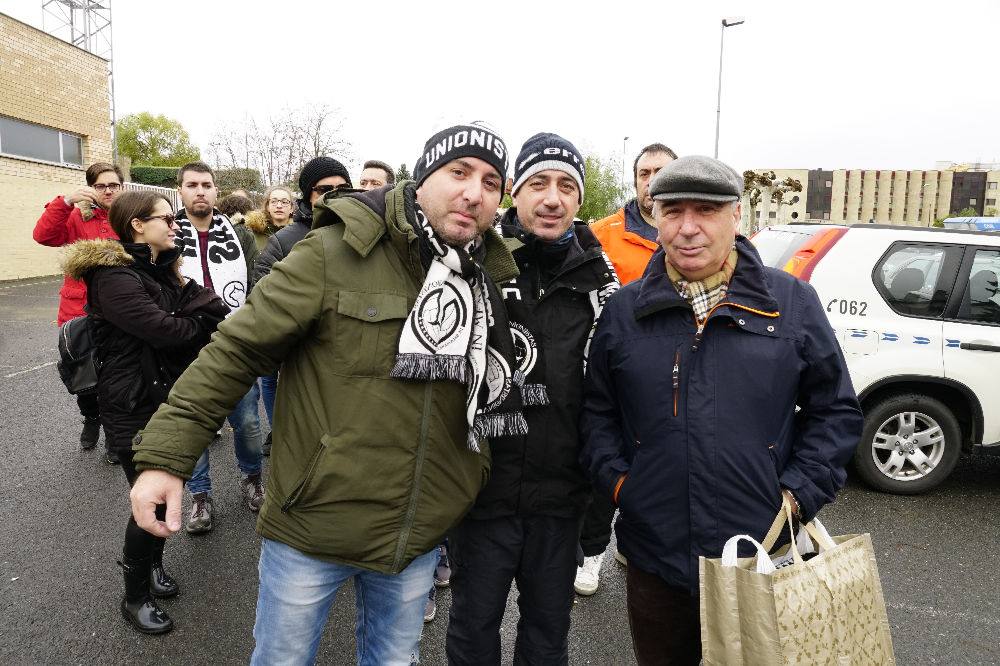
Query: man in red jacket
33 162 123 458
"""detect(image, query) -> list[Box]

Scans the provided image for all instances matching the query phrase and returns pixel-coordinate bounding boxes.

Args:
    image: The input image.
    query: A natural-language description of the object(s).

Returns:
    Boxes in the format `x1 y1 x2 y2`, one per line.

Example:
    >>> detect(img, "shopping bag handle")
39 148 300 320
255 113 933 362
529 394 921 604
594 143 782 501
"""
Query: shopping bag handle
761 497 837 555
803 517 837 551
759 496 805 565
721 534 777 574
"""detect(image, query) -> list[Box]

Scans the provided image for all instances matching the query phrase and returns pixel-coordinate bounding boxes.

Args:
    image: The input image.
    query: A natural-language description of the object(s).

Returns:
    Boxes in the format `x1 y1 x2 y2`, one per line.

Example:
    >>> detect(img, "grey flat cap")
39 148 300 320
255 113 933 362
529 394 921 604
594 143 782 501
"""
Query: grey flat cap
649 155 743 203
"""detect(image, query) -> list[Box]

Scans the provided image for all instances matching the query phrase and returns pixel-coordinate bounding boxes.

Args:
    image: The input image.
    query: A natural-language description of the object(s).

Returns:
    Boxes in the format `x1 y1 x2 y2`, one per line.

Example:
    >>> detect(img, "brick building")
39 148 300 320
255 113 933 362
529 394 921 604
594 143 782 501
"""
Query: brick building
0 12 112 281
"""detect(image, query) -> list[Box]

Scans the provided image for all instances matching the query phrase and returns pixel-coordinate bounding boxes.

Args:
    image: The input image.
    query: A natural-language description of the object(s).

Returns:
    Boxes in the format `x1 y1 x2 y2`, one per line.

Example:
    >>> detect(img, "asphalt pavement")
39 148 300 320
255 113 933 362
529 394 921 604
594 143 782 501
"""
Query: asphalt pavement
1 276 998 665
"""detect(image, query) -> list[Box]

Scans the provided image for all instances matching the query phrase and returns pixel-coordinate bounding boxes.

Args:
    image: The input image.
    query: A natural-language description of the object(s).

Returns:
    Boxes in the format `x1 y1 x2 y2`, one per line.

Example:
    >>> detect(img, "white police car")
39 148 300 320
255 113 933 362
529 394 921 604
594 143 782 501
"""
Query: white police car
752 223 1000 494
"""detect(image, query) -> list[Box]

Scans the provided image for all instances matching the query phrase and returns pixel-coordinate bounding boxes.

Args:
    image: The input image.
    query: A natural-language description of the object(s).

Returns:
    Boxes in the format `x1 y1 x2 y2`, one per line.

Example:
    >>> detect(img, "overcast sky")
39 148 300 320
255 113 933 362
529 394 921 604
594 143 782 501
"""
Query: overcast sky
4 0 999 180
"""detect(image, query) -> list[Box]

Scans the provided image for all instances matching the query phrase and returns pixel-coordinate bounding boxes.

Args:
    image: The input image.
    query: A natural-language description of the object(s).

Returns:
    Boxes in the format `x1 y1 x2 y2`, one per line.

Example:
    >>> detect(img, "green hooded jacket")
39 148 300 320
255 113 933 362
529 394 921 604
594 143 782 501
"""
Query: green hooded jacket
132 181 519 573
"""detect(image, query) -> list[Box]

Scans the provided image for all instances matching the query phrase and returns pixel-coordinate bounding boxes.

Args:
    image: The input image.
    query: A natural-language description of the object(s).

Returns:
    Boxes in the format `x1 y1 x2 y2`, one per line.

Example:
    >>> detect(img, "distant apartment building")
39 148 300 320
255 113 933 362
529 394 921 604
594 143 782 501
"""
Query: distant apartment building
749 166 1000 227
0 13 112 281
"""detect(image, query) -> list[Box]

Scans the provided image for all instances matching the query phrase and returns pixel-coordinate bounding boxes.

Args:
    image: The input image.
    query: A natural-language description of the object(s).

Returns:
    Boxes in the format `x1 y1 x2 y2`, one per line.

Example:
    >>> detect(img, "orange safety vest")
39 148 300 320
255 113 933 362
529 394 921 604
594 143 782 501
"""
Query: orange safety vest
590 208 659 285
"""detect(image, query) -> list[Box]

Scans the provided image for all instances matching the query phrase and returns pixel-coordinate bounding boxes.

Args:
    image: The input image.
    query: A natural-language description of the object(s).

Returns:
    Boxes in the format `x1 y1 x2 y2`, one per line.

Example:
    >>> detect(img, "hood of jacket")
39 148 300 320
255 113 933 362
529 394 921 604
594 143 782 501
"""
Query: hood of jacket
61 238 182 282
244 209 284 236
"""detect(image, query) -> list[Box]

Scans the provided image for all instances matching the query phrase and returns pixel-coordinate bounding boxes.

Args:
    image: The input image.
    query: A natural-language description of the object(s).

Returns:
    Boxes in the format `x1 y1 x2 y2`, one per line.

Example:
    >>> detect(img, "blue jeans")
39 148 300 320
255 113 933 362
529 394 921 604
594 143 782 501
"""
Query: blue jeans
252 538 436 666
186 383 263 494
260 373 278 427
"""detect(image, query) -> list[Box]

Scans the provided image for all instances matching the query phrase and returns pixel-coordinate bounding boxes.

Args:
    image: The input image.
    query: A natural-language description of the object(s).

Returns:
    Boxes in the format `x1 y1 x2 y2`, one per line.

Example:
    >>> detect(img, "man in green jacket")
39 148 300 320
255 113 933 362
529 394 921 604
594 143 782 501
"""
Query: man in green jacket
128 123 522 665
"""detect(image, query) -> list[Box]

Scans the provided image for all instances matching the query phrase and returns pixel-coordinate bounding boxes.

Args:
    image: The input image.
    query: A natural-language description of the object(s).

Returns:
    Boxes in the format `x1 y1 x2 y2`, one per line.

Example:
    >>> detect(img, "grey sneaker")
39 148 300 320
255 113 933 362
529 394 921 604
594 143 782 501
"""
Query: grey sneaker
240 473 265 512
186 492 213 534
423 586 436 623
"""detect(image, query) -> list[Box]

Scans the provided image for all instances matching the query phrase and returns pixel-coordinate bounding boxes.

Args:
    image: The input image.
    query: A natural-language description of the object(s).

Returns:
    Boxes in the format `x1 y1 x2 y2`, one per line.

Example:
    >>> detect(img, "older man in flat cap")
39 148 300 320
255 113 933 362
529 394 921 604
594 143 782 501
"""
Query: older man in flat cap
579 155 862 664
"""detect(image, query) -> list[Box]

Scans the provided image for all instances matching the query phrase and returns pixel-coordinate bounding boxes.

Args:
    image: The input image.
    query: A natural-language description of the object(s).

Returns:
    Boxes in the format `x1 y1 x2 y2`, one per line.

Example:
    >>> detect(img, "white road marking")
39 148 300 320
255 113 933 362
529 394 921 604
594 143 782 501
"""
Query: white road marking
887 601 1000 626
0 279 60 292
4 360 57 378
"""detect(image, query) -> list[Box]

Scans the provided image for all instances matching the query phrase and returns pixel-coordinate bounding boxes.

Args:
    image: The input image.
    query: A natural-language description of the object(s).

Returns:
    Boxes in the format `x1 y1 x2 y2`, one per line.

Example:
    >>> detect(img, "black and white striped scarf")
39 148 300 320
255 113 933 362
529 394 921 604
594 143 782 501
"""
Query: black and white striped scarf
391 208 526 452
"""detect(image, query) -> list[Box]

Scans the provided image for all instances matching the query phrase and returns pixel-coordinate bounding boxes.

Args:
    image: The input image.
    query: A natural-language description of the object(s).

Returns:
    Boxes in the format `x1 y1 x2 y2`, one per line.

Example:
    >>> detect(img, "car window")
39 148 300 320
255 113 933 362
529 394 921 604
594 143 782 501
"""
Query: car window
752 228 820 268
955 249 1000 325
876 245 950 317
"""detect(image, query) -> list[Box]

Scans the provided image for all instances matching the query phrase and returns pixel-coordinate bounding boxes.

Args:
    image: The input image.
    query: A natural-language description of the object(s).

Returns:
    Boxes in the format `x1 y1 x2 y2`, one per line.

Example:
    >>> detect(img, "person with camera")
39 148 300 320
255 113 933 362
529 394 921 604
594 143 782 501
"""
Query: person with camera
34 162 124 459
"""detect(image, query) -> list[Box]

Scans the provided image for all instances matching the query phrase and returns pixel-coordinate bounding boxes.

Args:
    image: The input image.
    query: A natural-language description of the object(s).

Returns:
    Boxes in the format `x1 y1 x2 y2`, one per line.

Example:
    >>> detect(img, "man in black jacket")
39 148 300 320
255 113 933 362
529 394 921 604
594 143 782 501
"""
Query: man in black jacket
253 157 351 284
446 133 619 665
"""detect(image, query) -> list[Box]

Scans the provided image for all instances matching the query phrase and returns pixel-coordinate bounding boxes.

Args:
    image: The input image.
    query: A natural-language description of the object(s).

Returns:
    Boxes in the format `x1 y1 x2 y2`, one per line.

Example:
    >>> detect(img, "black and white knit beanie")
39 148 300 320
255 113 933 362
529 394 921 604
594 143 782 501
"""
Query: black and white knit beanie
511 133 586 203
414 122 508 187
298 156 352 196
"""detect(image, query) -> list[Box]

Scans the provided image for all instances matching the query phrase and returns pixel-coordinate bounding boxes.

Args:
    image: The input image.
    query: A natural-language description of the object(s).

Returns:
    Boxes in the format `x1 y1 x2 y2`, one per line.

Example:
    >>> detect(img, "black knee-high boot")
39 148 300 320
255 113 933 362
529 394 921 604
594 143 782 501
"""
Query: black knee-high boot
119 554 174 634
149 538 178 598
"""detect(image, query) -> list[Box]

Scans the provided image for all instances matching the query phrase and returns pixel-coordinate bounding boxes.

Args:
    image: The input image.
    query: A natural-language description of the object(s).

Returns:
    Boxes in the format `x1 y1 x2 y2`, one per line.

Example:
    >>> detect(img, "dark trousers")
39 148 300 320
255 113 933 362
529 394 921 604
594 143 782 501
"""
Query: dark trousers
626 564 701 666
579 488 616 557
77 390 99 419
446 515 579 665
120 451 165 561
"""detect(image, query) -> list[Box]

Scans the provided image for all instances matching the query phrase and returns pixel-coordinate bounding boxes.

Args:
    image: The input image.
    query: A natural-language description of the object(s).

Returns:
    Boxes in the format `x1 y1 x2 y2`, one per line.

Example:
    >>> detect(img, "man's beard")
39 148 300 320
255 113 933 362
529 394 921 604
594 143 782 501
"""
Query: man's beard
639 195 654 217
189 201 212 217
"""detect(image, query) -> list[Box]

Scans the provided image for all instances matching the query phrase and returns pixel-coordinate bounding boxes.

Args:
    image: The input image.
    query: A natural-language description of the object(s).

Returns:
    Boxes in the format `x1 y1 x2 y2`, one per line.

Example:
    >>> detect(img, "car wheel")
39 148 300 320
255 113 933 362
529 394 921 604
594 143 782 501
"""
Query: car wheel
853 393 962 494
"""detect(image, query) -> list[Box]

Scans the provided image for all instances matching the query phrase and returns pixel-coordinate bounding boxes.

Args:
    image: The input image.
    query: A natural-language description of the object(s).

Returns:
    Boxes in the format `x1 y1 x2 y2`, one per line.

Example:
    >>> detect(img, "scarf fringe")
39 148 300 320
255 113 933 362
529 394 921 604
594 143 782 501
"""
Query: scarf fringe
471 411 529 446
390 353 469 384
521 383 550 407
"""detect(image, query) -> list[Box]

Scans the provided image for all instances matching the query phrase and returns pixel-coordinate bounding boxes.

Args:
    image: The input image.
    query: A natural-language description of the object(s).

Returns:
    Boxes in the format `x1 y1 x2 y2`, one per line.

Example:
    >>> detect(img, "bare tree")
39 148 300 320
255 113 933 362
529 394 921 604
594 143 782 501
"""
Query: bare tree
209 105 353 190
742 170 802 234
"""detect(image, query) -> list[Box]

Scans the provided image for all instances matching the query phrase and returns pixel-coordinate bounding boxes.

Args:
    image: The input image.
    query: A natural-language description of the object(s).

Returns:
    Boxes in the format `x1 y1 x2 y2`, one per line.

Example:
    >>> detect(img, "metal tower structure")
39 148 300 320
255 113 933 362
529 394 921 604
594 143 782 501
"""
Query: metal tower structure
41 0 117 161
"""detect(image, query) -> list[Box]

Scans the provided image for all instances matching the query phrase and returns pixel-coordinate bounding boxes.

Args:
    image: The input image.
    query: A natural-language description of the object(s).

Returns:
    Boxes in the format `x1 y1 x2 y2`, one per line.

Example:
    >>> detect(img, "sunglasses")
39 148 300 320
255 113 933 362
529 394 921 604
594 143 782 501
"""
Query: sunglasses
143 213 177 225
312 184 346 195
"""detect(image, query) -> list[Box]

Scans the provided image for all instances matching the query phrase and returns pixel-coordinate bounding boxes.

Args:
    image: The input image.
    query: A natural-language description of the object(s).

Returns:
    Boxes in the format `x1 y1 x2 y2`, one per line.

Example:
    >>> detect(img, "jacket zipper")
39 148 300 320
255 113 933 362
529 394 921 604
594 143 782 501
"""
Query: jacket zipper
672 350 680 417
280 437 328 512
392 382 434 573
691 301 781 352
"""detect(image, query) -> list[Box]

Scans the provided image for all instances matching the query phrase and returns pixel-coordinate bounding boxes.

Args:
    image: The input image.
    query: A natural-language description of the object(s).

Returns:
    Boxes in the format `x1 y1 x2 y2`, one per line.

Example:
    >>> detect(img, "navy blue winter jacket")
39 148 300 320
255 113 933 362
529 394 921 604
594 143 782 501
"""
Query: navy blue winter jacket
579 237 862 591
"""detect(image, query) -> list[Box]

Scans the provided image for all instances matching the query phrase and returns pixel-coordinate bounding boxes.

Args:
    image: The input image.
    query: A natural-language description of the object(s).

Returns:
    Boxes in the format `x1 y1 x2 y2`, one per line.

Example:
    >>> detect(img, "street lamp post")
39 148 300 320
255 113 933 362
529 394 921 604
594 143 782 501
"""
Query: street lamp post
623 136 630 190
714 17 745 159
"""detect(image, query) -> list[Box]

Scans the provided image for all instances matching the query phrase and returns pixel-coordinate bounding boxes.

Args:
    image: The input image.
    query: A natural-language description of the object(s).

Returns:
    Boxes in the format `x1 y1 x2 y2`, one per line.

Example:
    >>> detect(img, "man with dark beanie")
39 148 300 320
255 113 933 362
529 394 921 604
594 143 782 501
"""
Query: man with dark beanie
127 123 524 664
254 156 351 284
446 132 619 665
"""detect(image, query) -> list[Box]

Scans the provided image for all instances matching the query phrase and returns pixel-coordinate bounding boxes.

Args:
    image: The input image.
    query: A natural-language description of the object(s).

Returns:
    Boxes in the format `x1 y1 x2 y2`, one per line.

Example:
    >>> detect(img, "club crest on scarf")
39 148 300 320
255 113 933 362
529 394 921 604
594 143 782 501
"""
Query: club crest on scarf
391 204 527 452
509 322 537 378
413 282 468 352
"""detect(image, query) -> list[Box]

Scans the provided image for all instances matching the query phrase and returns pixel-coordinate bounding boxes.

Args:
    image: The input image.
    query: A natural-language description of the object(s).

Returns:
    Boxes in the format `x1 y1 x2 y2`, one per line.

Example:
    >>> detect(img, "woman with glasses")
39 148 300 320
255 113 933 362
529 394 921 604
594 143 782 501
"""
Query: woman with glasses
244 185 295 252
34 162 125 460
62 190 229 634
243 185 296 450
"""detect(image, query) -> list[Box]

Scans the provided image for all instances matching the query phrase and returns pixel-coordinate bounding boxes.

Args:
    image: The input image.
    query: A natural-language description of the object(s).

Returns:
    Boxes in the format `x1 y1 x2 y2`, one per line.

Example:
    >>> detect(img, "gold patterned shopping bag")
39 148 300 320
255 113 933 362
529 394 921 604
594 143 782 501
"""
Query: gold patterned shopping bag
699 498 896 665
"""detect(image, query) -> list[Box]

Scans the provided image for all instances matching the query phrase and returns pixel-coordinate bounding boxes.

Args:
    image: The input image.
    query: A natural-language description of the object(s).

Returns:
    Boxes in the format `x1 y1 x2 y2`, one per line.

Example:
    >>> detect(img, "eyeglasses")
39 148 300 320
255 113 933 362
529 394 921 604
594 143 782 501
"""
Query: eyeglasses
142 213 177 225
94 183 122 192
312 184 346 195
268 198 292 206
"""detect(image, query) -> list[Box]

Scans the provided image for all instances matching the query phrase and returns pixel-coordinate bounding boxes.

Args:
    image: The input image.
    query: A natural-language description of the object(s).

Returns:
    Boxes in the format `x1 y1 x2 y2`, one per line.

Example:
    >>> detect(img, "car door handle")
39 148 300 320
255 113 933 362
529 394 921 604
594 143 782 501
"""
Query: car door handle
959 342 1000 352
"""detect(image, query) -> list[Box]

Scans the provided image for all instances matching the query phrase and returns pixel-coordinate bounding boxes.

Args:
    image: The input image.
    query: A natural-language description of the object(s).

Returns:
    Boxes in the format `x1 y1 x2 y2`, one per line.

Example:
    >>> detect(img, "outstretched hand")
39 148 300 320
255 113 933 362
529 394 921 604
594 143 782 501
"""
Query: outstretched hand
130 469 184 537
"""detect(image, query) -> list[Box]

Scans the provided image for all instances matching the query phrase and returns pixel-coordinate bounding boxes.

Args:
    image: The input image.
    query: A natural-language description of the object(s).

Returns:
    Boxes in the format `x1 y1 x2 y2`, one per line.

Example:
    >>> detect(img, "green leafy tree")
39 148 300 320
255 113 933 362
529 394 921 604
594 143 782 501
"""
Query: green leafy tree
395 163 412 182
117 112 201 167
578 155 628 222
955 206 978 217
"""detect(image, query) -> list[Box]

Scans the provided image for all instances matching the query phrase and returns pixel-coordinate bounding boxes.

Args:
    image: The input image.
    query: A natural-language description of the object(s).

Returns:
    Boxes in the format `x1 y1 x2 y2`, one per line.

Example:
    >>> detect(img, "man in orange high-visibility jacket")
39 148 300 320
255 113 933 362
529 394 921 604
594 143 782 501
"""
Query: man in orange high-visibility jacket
591 143 677 286
575 143 677 598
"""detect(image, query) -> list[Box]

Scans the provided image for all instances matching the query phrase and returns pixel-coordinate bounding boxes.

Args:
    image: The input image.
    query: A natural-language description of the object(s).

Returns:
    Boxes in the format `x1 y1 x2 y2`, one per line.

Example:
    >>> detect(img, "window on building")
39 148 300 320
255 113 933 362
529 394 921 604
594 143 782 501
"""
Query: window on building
768 211 777 219
0 115 83 167
825 181 832 188
989 182 997 190
971 199 977 206
986 198 996 206
823 212 830 220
